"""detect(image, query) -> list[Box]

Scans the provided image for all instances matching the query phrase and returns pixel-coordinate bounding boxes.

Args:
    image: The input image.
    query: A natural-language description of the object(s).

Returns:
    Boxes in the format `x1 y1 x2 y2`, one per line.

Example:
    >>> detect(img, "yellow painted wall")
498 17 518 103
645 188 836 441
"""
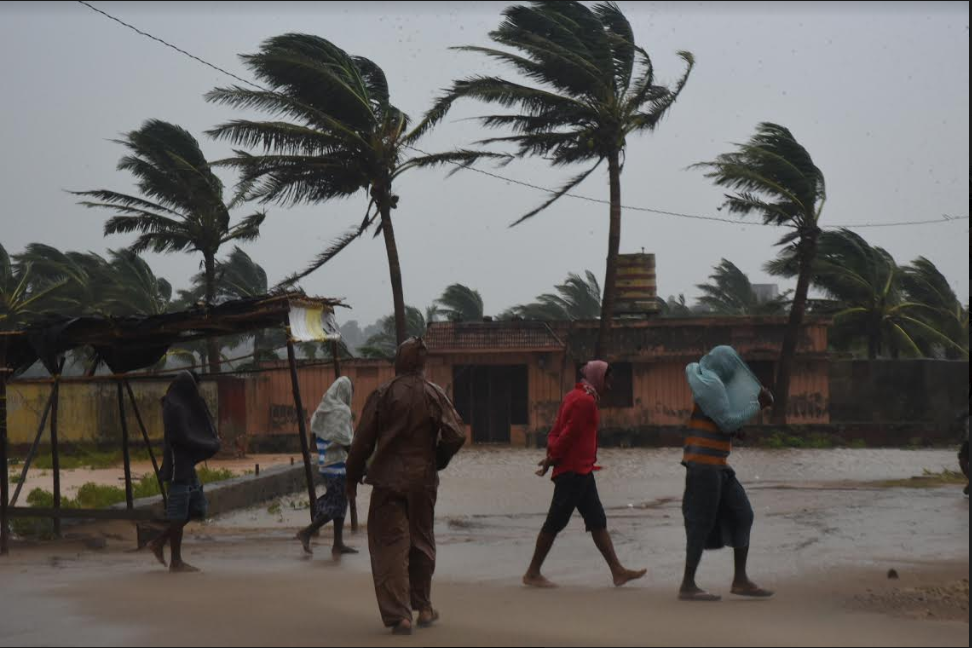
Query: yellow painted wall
3 379 218 447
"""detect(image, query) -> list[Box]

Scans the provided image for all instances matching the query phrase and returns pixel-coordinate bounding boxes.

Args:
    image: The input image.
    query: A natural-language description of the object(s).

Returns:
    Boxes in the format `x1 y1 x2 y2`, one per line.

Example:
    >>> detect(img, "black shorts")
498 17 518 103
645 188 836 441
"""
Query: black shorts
542 472 608 535
960 441 969 463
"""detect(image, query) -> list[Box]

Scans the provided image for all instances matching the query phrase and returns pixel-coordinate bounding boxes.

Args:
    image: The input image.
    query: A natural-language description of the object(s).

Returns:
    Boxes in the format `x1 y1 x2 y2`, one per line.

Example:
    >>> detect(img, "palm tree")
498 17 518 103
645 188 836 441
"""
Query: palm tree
358 306 430 359
657 294 694 318
102 250 173 316
73 119 265 372
1 243 67 330
505 271 602 321
767 229 964 359
15 245 173 318
696 259 789 316
695 123 825 424
420 1 694 357
434 284 485 322
902 257 969 359
206 34 503 347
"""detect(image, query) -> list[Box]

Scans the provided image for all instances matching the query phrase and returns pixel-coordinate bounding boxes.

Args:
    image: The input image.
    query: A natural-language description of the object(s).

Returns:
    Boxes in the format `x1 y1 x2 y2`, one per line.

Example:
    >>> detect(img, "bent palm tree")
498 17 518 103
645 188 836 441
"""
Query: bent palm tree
207 34 504 345
696 123 825 423
434 284 485 322
696 259 789 316
73 119 265 372
419 1 694 357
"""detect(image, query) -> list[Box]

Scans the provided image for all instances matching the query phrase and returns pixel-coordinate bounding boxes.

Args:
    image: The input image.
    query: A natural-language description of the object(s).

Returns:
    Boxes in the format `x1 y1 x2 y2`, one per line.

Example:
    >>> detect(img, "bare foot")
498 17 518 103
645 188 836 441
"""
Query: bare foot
148 541 167 568
613 568 647 588
170 562 201 574
679 586 722 602
296 531 313 555
522 573 558 589
332 545 359 557
392 619 413 636
417 608 440 628
731 581 774 598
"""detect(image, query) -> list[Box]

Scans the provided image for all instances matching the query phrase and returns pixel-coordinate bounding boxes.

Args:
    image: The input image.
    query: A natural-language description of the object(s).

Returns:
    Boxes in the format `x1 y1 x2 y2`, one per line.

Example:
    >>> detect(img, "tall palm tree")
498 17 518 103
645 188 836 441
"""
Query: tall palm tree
767 229 964 359
1 243 67 330
359 306 429 359
206 34 504 346
696 259 789 316
505 271 602 321
419 1 694 358
434 284 485 322
695 123 825 423
73 119 265 372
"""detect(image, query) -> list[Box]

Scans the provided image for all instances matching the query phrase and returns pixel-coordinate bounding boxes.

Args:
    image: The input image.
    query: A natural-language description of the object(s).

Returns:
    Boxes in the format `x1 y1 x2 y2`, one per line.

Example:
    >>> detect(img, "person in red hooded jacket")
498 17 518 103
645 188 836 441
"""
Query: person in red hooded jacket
523 361 647 589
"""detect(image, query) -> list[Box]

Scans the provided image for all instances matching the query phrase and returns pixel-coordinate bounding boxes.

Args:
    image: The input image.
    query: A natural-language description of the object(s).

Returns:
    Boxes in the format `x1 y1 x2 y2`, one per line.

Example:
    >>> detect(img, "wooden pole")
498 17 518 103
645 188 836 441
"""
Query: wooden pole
125 380 166 507
10 387 55 506
1 375 10 556
50 367 62 538
117 381 134 510
286 320 317 524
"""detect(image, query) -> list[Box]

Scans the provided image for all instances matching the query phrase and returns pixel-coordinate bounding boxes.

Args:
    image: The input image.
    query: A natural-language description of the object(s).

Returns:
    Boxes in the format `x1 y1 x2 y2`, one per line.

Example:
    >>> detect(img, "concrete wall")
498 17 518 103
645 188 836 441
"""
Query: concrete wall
830 360 969 425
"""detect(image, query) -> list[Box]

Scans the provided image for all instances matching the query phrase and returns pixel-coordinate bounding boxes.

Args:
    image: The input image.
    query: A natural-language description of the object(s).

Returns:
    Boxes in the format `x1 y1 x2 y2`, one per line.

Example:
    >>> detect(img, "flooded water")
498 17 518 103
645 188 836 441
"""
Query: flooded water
215 448 968 588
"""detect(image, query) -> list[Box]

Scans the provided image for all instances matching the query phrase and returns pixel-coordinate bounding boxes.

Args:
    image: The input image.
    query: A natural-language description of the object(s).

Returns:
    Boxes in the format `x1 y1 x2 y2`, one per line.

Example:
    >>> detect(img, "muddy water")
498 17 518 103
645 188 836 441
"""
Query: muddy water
214 448 968 588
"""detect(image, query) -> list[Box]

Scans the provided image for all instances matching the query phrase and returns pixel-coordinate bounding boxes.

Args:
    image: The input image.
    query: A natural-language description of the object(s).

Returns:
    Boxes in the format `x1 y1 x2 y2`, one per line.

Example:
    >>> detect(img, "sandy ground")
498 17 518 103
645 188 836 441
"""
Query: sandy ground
1 448 968 646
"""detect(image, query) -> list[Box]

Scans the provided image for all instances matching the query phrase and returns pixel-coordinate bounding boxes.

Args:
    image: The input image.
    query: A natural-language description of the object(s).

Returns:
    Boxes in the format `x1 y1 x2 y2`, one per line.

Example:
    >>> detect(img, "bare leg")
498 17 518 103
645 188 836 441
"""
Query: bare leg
297 515 331 555
169 522 199 573
147 525 171 567
679 543 720 601
730 546 773 597
331 518 358 556
591 529 646 587
523 532 558 588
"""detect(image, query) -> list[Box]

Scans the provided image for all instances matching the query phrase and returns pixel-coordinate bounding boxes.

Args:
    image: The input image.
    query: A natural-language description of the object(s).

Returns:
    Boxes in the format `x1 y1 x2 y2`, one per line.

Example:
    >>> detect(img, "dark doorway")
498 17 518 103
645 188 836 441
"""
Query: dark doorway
453 365 528 444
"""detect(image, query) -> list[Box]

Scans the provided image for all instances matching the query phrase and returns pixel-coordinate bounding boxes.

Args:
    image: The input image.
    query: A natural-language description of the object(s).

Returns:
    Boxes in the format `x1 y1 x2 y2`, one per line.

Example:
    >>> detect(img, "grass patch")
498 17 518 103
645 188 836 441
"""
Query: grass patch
755 431 839 450
876 469 967 489
9 465 238 539
31 446 156 471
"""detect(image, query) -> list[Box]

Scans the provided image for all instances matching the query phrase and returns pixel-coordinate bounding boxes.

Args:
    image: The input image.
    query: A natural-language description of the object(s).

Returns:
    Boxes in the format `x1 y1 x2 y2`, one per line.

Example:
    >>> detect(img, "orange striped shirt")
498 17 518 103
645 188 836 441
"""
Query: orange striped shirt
683 406 732 467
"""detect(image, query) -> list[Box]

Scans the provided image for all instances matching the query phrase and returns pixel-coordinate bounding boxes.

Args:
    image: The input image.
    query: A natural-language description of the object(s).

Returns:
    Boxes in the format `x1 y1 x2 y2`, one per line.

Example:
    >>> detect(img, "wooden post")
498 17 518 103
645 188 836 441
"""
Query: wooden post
117 381 134 510
286 320 317 523
50 367 62 538
331 340 342 380
10 386 55 506
1 375 10 556
125 380 166 507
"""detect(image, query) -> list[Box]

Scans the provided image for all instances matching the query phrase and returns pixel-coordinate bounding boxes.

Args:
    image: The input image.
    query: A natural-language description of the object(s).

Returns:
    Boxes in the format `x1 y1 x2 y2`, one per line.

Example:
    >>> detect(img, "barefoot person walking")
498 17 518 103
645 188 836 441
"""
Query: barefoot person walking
524 361 646 590
148 371 220 573
679 346 774 602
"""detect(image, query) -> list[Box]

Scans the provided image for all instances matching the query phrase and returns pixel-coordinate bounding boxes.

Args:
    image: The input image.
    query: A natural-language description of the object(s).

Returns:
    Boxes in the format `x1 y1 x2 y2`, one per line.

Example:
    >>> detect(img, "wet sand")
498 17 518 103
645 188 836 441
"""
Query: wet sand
1 448 968 646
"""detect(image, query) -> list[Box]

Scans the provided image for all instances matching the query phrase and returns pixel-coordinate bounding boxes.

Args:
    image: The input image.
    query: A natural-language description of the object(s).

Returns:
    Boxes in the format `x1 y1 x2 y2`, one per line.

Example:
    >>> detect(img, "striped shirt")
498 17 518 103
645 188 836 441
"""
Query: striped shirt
317 437 346 477
683 406 732 467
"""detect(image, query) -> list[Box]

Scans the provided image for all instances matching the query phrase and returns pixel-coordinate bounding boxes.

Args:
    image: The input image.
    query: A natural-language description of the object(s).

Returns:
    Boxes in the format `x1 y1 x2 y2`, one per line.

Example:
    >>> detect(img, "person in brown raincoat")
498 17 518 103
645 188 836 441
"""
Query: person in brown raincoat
346 338 466 636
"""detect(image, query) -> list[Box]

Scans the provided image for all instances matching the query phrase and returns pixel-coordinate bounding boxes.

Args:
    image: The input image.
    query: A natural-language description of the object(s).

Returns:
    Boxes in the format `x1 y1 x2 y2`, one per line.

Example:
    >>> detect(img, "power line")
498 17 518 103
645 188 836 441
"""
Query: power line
76 0 970 232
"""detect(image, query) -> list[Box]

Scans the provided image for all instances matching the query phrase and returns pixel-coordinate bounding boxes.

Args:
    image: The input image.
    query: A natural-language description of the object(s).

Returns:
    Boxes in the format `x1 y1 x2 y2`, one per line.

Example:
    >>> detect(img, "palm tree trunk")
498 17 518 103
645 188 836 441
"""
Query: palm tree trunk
772 231 818 424
595 150 623 360
378 200 407 346
204 253 221 374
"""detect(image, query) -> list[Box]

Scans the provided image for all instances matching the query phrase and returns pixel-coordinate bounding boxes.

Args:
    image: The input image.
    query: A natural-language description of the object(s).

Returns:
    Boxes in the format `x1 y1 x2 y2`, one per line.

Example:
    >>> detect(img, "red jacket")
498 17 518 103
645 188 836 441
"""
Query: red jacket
547 384 599 479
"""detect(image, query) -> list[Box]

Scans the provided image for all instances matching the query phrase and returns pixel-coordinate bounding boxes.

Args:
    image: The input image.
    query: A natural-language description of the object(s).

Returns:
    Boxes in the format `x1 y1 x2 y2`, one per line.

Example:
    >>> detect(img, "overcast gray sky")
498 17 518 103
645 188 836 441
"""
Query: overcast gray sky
1 1 968 328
